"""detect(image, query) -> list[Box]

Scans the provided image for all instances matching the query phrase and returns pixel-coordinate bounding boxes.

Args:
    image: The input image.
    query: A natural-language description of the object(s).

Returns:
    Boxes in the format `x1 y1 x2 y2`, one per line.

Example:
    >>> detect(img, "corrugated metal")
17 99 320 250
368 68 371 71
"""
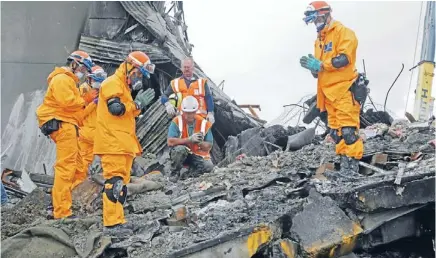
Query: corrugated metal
119 1 261 146
136 100 171 155
79 35 171 65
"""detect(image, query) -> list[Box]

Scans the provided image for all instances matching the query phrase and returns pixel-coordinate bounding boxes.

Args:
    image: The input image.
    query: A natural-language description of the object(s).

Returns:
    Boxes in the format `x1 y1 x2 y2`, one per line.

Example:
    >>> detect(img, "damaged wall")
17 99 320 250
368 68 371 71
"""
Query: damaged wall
1 1 261 174
1 2 91 132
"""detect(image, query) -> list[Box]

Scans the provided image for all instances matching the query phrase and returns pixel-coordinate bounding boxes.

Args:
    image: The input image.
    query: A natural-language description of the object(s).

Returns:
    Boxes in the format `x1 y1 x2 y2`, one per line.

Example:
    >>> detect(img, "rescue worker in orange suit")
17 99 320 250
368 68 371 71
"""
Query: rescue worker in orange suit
160 57 215 124
167 96 214 180
300 1 363 176
93 51 156 236
36 50 96 219
73 66 108 189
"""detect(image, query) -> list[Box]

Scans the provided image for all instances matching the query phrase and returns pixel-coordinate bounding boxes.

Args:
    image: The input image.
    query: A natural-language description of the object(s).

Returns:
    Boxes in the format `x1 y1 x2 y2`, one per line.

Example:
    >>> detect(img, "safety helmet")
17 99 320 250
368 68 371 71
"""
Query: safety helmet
181 96 199 113
126 51 155 78
169 92 183 109
87 65 107 83
67 50 93 72
303 1 332 31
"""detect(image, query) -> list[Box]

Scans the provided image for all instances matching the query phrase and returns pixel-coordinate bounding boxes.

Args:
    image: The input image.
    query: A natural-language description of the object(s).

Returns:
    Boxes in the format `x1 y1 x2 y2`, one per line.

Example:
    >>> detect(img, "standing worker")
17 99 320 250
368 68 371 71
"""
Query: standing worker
73 65 108 189
93 51 156 236
160 57 215 124
167 96 214 180
36 50 96 219
300 1 363 175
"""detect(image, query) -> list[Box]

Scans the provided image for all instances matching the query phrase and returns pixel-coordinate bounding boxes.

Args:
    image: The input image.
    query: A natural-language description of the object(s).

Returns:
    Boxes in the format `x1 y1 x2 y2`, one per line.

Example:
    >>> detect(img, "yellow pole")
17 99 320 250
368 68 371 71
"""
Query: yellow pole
413 61 435 121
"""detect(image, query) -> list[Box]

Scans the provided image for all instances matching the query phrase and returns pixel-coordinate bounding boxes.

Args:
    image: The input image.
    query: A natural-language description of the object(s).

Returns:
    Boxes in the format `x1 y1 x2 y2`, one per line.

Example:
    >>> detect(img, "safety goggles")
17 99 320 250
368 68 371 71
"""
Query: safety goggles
303 11 318 24
138 63 155 78
88 71 107 83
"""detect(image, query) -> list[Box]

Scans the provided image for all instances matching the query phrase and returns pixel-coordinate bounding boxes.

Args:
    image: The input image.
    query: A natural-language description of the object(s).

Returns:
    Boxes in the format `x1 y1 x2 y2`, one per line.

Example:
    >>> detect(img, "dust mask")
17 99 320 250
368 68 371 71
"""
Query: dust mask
75 71 85 81
91 82 101 89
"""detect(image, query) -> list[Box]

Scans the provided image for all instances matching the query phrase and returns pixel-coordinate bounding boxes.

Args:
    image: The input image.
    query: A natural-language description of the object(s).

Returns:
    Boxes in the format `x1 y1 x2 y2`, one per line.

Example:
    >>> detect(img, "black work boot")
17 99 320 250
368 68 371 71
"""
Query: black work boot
103 223 133 238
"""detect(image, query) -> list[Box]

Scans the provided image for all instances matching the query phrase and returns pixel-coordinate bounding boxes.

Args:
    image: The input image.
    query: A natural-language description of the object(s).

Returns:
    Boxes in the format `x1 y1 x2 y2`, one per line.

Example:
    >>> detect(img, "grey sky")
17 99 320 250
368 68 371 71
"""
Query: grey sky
184 1 428 122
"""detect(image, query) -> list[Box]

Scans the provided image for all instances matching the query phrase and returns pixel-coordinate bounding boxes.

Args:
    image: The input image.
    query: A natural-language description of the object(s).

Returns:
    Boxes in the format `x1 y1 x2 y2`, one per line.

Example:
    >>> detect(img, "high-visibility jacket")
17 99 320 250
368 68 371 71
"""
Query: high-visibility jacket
93 63 142 156
78 83 98 143
172 115 212 158
170 77 208 116
314 20 358 111
36 67 85 127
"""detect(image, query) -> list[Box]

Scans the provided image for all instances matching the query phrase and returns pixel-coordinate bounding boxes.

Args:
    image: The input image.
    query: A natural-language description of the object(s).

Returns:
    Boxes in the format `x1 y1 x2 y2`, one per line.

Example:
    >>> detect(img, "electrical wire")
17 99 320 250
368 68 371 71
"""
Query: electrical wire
384 63 405 112
405 1 424 113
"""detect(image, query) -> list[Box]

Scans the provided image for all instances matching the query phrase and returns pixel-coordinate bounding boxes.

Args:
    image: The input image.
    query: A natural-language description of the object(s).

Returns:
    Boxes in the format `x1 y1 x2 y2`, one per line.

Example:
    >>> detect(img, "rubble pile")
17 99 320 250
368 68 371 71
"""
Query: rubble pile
222 124 306 166
2 120 434 258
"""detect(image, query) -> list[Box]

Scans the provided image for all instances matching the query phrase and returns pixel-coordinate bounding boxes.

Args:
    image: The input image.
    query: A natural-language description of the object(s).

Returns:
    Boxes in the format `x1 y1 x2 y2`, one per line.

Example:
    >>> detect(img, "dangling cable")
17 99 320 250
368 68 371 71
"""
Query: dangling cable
384 63 405 112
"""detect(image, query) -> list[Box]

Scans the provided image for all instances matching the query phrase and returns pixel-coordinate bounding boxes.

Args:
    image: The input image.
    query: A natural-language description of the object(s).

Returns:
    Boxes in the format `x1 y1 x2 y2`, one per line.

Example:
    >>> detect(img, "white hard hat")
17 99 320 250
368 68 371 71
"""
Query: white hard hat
181 96 199 112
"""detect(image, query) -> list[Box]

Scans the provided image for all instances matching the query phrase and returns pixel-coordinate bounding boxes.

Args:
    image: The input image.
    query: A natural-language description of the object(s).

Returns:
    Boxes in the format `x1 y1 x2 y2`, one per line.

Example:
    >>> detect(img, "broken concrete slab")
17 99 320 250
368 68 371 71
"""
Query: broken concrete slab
167 225 277 258
360 211 420 249
290 190 363 258
359 205 425 234
349 177 435 212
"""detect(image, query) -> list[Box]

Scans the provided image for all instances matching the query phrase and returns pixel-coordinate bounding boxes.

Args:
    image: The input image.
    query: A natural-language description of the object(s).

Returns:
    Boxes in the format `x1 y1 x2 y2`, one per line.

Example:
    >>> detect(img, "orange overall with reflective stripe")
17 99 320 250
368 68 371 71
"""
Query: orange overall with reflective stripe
170 78 208 117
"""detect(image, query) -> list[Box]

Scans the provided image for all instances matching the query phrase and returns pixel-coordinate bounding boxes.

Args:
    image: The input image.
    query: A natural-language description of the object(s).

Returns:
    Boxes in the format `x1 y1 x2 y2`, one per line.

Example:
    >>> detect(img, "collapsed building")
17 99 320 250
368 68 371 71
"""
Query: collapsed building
2 117 435 258
1 2 435 258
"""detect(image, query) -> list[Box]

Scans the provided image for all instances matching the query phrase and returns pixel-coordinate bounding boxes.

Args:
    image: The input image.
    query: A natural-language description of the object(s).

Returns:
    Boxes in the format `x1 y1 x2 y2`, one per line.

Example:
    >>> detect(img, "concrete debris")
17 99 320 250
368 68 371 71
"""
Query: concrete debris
2 120 434 257
222 125 305 166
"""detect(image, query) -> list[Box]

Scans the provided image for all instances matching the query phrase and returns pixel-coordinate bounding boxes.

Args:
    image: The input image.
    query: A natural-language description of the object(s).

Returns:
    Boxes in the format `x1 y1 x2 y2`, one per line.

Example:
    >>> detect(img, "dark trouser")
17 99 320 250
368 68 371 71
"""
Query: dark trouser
170 146 214 178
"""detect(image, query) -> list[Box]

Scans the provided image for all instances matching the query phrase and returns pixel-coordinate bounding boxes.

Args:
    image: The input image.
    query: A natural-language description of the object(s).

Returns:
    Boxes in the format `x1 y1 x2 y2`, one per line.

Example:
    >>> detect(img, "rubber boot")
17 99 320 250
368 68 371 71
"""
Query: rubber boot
103 223 133 238
339 155 349 174
348 157 360 175
339 156 362 179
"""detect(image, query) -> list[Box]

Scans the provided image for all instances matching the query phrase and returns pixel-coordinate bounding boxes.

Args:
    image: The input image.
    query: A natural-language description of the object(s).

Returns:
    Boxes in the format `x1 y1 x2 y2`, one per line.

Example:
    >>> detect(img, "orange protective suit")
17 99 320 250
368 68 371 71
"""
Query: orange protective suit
314 20 363 159
72 83 98 189
36 67 85 219
93 63 142 227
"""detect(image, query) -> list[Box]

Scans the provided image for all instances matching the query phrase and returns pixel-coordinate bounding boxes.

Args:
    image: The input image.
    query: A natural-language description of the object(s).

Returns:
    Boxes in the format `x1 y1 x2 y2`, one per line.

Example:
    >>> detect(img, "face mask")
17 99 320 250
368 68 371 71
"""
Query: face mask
75 71 85 81
315 21 324 30
91 82 101 89
131 77 143 91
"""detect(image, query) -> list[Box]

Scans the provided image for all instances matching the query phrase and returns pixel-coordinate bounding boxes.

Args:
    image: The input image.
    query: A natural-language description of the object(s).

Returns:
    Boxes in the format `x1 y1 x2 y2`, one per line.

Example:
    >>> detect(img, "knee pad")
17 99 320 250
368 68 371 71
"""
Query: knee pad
329 129 342 144
341 127 359 145
103 176 127 204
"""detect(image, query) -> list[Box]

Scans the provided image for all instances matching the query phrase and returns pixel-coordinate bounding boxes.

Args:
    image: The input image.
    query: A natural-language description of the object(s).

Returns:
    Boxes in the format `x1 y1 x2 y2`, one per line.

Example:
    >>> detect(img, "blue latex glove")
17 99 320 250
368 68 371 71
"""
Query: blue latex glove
300 54 322 73
93 98 98 104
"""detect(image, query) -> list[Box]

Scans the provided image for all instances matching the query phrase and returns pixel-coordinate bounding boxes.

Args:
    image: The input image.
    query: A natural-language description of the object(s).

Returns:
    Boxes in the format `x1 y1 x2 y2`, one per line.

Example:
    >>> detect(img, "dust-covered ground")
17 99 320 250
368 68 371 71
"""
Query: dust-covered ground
1 120 435 257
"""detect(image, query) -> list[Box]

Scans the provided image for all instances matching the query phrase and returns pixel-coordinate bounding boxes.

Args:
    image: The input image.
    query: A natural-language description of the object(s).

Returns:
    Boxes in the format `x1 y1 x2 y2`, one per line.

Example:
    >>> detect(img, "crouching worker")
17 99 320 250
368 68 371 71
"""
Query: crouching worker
167 96 214 179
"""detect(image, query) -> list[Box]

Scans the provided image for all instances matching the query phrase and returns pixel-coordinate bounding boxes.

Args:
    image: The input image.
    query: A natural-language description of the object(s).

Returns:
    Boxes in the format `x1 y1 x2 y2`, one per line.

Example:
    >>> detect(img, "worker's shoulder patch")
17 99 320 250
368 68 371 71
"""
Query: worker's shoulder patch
324 41 333 52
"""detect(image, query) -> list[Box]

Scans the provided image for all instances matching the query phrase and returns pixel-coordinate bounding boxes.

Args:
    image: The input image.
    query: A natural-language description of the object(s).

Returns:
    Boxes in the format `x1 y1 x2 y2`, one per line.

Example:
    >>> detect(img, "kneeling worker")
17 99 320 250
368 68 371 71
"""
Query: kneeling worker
167 96 214 179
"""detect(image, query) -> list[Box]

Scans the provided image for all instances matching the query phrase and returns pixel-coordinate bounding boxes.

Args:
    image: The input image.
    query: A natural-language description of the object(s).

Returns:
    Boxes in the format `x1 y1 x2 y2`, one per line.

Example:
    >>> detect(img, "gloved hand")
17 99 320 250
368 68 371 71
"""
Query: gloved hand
134 88 155 109
300 54 322 73
93 97 98 104
189 132 204 144
206 112 215 124
83 89 98 104
165 101 177 117
88 155 101 175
